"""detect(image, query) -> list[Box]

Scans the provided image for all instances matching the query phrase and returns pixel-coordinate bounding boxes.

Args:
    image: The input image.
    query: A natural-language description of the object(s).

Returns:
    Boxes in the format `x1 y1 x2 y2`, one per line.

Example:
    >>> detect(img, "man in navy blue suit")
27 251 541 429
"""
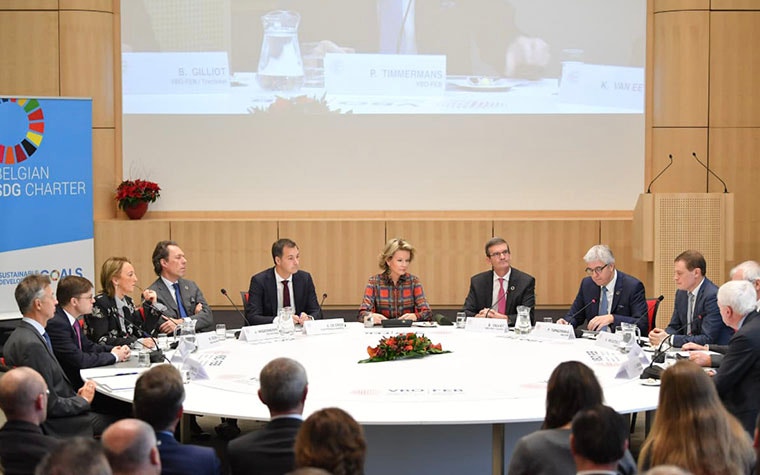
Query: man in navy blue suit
133 365 222 475
649 250 732 348
47 276 131 390
227 357 308 475
245 238 321 325
558 245 648 335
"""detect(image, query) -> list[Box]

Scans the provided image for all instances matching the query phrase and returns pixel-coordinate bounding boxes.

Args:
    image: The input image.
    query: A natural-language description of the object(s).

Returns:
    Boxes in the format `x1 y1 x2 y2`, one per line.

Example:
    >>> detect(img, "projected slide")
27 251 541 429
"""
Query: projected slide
121 0 645 115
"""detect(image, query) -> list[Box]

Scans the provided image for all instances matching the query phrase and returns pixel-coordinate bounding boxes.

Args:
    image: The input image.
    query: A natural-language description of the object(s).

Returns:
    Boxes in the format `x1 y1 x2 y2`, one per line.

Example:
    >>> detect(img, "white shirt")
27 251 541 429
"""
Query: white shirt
599 270 618 315
492 268 512 310
274 269 295 312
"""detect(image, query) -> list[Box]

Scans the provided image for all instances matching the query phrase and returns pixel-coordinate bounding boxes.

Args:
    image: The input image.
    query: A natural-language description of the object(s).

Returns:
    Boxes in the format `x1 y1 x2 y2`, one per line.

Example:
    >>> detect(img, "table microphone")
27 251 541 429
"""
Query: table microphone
484 290 508 319
121 306 170 363
317 293 327 319
692 152 729 193
640 320 691 380
221 288 249 328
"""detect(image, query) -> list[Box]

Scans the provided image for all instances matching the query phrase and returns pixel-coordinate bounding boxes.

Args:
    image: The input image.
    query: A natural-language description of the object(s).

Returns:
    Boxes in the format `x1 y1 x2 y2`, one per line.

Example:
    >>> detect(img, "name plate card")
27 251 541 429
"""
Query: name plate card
558 63 644 111
238 324 280 344
303 318 345 336
465 317 508 334
123 52 230 94
531 322 576 340
195 332 224 350
324 53 446 96
182 357 210 381
596 331 623 351
615 345 647 379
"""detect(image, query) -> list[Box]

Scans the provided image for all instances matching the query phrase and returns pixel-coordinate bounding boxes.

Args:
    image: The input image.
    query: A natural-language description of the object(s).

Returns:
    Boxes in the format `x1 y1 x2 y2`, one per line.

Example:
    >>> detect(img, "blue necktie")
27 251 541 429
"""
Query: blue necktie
599 286 609 315
43 332 53 352
173 283 188 318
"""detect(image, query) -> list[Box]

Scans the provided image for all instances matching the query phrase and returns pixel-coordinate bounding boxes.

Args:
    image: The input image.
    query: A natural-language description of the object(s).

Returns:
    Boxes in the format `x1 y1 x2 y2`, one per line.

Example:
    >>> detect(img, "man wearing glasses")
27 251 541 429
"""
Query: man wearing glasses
558 244 648 334
463 237 536 324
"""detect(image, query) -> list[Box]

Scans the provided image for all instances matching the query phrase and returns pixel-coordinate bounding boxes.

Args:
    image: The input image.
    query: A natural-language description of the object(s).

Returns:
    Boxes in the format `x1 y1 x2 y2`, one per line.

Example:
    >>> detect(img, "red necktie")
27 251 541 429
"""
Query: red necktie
282 280 291 308
73 320 82 350
497 278 507 315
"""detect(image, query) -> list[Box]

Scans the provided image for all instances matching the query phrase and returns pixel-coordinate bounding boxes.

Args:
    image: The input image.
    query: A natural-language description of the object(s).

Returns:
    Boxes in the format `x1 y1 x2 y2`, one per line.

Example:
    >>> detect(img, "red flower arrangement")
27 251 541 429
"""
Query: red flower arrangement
248 94 350 115
359 332 450 364
115 179 161 210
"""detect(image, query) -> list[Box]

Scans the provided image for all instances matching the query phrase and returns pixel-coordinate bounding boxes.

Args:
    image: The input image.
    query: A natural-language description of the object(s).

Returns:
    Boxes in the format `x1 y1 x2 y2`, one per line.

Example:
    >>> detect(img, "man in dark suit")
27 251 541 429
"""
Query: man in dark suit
558 245 648 335
47 276 131 390
711 280 760 433
570 405 629 475
0 367 59 474
3 274 102 437
227 357 308 475
245 238 321 325
649 250 733 348
148 240 214 334
462 237 536 324
102 419 161 475
133 364 222 475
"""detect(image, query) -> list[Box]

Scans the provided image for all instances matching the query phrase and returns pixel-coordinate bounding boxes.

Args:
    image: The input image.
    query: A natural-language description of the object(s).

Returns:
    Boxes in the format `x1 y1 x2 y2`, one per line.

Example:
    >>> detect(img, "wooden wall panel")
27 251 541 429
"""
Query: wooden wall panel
60 0 113 12
710 128 760 269
93 220 171 294
60 10 114 128
0 11 59 96
601 220 652 293
652 11 709 126
709 12 760 127
653 0 709 12
650 127 708 192
711 0 760 10
0 0 57 10
169 221 278 307
279 221 387 308
92 128 116 220
385 221 493 307
493 220 599 307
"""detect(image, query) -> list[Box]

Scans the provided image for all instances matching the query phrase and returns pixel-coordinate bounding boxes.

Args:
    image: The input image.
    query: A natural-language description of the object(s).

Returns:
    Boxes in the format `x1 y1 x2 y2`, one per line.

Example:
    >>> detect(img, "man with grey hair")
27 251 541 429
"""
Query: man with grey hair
558 245 648 335
0 367 59 474
36 436 112 475
227 357 309 475
101 419 161 475
730 260 760 309
710 280 760 433
462 237 536 324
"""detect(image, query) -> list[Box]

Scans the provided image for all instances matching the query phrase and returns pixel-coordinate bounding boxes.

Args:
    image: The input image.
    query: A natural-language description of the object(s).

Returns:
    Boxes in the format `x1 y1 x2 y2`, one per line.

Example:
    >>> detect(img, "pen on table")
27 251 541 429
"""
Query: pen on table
93 372 139 378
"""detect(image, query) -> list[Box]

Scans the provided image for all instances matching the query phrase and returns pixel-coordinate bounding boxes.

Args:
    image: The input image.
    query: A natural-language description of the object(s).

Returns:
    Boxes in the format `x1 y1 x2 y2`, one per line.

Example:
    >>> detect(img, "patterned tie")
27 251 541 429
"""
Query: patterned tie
687 293 695 335
172 282 188 318
282 280 291 308
42 332 53 353
73 320 82 350
599 286 609 315
497 278 507 315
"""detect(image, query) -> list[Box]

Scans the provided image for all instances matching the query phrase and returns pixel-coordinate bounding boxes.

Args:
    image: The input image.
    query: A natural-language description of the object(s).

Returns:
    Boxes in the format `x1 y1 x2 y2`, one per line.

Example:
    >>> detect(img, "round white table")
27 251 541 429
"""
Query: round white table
83 323 659 475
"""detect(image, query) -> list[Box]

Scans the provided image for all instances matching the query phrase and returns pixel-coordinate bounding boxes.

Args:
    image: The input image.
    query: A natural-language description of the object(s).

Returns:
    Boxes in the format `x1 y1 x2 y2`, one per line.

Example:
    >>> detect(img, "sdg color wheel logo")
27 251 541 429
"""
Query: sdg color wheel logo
0 98 45 165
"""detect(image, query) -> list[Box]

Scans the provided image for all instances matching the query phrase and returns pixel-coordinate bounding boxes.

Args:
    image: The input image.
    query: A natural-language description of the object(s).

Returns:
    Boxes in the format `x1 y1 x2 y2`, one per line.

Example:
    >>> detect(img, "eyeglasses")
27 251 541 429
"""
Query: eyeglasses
489 250 510 258
584 264 608 275
75 294 95 301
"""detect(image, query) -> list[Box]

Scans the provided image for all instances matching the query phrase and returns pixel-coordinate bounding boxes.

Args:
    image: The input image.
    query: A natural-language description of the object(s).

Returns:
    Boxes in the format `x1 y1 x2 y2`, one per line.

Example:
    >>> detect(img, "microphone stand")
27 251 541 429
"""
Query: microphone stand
220 288 249 329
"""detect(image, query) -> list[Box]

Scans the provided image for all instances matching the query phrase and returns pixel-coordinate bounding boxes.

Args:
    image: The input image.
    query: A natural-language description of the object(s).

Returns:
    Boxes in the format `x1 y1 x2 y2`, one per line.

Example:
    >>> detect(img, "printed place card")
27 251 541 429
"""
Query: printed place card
304 318 345 336
532 322 575 340
238 323 280 344
465 317 508 334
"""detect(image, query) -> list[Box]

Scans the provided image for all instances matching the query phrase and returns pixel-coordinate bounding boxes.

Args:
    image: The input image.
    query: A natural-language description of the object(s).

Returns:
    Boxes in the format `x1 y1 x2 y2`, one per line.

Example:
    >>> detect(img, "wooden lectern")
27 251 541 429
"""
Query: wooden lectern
633 193 734 328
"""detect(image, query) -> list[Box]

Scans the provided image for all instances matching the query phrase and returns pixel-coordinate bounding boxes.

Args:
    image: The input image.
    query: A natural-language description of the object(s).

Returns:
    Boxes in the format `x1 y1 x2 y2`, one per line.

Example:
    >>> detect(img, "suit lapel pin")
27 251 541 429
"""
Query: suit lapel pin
510 286 515 291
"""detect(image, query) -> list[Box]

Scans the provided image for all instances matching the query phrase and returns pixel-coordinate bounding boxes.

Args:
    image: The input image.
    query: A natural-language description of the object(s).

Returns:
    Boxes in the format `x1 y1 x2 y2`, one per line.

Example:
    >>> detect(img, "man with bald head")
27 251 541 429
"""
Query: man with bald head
227 357 309 475
0 367 59 474
101 419 161 475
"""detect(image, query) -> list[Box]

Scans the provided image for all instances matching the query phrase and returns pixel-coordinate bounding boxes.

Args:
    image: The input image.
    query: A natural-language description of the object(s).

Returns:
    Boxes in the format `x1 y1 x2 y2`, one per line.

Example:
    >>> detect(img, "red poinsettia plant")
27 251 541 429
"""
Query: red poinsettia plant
115 179 161 210
248 94 350 115
359 332 450 364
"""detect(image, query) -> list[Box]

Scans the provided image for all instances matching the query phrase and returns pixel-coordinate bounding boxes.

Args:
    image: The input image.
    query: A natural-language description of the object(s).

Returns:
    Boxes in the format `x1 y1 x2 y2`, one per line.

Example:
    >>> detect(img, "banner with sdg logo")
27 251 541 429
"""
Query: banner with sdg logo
0 97 93 319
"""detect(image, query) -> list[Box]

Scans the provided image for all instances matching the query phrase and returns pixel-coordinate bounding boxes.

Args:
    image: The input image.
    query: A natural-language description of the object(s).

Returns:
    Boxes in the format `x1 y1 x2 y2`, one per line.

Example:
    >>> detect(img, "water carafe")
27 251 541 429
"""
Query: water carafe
257 11 304 91
514 306 532 335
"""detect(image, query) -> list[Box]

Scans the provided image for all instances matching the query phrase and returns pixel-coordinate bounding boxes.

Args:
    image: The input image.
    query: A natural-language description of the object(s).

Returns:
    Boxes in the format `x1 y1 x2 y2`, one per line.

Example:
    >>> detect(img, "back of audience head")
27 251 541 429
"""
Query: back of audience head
101 419 160 475
643 467 694 475
639 360 753 475
133 364 185 432
542 361 603 429
287 469 333 475
35 436 111 475
717 279 757 318
259 357 308 415
0 366 48 424
294 408 366 475
570 405 627 470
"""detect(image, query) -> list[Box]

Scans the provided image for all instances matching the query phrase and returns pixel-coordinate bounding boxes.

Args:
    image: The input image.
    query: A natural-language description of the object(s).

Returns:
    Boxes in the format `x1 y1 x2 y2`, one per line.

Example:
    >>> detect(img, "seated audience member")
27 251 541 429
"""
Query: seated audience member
133 365 222 475
228 358 308 475
148 240 215 334
0 367 59 475
558 245 648 335
729 260 760 310
286 469 332 475
3 274 103 437
358 238 432 324
47 276 131 389
85 257 160 348
507 361 636 475
643 467 693 475
294 407 366 475
36 436 112 475
649 250 732 348
462 237 536 324
638 360 754 474
245 238 321 325
101 419 160 475
569 405 629 474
